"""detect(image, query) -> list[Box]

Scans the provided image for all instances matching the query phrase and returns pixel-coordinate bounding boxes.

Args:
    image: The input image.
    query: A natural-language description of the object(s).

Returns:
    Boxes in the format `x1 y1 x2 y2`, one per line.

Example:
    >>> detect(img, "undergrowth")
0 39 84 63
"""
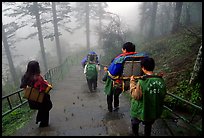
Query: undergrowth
2 105 36 136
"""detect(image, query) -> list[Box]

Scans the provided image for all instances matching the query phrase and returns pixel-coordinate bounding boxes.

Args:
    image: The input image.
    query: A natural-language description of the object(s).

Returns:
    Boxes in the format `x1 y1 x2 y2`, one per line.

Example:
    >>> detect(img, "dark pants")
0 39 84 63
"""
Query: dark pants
36 94 52 126
86 77 97 92
131 117 155 136
107 87 122 111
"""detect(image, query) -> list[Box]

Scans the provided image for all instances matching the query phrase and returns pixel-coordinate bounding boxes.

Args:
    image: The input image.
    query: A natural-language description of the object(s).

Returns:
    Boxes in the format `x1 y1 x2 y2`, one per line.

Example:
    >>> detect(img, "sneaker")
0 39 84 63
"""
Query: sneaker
113 106 119 111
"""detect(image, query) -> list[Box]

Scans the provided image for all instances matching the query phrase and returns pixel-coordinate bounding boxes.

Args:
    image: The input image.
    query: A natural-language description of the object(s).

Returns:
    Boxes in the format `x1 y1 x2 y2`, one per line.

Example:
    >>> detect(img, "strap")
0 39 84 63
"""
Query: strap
28 87 33 99
140 75 163 80
107 71 120 80
36 88 40 101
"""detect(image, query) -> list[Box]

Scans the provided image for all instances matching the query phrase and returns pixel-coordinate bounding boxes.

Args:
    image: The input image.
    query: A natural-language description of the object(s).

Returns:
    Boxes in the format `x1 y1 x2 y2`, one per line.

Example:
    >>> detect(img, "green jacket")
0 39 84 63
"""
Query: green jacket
130 76 166 121
103 72 113 95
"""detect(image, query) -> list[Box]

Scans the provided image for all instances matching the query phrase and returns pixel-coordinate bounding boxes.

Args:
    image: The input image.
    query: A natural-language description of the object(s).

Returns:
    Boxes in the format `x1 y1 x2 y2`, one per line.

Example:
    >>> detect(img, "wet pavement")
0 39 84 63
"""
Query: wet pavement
13 65 174 136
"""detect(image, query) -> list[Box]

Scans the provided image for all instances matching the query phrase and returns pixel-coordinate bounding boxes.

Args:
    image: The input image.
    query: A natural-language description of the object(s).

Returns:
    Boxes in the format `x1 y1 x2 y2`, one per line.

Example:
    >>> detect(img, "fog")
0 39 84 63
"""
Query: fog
106 2 141 28
2 2 141 67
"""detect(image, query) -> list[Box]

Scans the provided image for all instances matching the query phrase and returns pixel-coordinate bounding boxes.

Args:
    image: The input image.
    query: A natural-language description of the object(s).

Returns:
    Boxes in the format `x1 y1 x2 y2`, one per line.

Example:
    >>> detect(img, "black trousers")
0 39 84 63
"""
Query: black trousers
86 77 97 92
107 87 122 111
131 117 155 136
36 94 52 126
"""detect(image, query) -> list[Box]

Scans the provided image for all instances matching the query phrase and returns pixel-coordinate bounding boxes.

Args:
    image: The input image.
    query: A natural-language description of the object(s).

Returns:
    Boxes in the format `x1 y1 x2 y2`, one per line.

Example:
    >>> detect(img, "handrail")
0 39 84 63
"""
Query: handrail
2 57 70 118
163 92 202 133
166 92 202 111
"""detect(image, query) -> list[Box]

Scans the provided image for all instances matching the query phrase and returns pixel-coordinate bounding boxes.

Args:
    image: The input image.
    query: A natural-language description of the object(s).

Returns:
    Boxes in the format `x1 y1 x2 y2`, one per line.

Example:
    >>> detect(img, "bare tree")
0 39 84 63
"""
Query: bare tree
52 2 62 65
85 2 90 51
171 2 183 33
148 2 158 39
73 2 107 51
2 22 18 86
95 2 108 48
33 2 48 71
189 44 202 85
139 2 148 36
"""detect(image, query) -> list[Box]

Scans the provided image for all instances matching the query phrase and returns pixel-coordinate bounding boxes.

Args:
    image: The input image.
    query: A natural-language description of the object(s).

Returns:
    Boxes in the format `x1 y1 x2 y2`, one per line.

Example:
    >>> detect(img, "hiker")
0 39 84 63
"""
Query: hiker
129 57 166 136
84 54 100 92
107 42 148 81
20 60 53 127
81 51 99 68
102 65 122 112
105 42 148 112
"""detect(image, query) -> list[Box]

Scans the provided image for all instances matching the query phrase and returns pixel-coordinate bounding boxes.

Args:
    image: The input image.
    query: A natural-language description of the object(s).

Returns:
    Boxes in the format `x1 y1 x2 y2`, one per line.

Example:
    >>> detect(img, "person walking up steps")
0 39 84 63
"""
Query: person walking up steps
84 54 100 92
129 57 166 136
104 42 148 112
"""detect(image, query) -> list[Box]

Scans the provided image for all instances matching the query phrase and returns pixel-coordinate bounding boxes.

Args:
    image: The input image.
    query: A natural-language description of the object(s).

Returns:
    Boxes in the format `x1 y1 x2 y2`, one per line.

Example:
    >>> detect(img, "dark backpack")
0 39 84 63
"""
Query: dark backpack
86 63 97 80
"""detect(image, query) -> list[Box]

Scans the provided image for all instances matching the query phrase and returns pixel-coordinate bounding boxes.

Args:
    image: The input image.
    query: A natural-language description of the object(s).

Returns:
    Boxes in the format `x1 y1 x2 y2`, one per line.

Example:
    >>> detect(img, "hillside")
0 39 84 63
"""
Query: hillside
138 26 202 105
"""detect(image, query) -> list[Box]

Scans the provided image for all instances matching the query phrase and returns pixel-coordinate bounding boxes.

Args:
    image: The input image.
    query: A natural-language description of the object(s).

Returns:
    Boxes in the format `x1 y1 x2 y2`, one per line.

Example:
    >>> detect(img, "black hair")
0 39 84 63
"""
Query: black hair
25 60 41 76
20 60 41 88
141 57 155 71
89 54 95 62
122 42 135 52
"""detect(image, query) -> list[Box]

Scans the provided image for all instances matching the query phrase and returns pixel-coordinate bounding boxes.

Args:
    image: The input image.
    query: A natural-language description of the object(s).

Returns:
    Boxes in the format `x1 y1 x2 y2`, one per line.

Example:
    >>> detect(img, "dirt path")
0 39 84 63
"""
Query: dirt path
13 65 172 136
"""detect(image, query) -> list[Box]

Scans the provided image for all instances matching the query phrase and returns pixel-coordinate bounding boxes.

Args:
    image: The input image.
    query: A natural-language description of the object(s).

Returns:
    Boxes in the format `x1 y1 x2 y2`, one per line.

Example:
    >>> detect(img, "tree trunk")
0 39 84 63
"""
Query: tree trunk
98 2 102 48
148 2 158 39
2 22 18 86
189 44 202 85
185 3 190 25
33 2 48 71
85 2 90 51
52 2 62 65
140 2 147 35
171 2 183 33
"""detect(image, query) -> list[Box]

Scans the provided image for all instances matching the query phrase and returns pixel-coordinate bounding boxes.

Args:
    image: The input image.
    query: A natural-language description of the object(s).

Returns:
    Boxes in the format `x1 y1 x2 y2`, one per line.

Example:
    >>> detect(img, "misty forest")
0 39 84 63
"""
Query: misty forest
2 2 202 136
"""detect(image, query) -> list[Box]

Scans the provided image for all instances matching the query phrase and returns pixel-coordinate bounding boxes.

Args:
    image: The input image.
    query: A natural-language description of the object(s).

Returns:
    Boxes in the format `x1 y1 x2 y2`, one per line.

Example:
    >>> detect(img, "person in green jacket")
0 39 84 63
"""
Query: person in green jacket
102 66 122 112
129 57 166 136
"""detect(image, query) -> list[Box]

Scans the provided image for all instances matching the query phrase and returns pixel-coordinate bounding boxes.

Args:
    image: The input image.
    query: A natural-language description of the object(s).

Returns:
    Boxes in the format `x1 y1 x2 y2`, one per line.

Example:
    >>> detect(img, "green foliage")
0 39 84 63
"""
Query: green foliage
172 80 201 106
2 105 35 136
161 109 172 119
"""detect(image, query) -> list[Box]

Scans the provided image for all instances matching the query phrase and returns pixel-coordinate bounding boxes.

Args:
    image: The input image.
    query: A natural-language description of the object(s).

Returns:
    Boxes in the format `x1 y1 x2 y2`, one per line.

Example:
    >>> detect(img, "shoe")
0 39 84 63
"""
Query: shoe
39 122 49 127
108 107 112 112
113 106 119 111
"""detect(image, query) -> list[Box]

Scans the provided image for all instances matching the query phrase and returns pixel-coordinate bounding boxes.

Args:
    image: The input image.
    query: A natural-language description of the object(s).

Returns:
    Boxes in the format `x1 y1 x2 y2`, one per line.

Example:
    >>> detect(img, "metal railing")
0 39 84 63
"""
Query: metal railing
2 57 70 118
163 92 202 133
